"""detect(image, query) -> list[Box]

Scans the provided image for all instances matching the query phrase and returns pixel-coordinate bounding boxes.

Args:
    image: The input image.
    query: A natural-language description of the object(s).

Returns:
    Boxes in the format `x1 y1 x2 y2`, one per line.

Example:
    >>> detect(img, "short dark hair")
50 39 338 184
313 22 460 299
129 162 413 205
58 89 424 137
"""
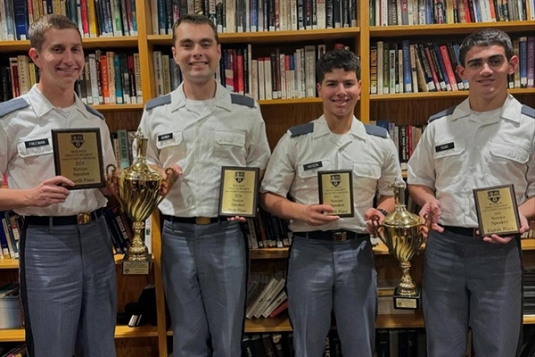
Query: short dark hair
459 28 514 66
316 49 361 84
172 14 219 46
29 14 81 51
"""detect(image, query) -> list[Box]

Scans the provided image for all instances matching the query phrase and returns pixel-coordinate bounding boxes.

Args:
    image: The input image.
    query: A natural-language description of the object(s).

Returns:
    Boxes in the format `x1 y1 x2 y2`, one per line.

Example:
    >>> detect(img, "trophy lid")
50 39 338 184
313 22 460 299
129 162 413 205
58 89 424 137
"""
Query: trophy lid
120 129 161 182
384 180 421 228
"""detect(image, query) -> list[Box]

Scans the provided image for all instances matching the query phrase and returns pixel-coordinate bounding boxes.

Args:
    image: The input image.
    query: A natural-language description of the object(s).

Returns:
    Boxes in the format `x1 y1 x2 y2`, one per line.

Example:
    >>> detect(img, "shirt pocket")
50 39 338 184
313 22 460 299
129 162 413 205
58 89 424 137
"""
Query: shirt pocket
352 162 381 193
213 130 246 165
156 131 186 161
296 159 332 191
17 136 54 160
488 141 530 182
433 139 465 181
489 141 530 164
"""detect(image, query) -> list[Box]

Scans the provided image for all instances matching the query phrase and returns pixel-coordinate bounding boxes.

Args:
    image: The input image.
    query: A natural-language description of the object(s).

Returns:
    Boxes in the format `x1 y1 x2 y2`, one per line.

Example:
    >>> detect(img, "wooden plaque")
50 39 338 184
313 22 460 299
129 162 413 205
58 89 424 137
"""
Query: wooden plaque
473 184 520 237
218 166 259 217
318 170 354 218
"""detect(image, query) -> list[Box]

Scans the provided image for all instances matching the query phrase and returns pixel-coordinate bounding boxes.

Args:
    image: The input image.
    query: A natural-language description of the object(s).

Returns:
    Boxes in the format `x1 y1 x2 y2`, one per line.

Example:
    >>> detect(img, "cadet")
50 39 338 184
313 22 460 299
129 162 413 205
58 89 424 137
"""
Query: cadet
137 14 270 356
0 15 117 357
260 49 402 357
407 28 533 357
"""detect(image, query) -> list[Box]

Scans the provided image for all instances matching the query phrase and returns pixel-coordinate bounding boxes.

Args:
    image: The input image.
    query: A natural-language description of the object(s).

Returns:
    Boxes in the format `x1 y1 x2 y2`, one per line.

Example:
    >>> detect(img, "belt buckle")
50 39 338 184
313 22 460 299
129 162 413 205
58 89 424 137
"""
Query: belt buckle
77 213 91 225
332 231 347 242
196 217 211 225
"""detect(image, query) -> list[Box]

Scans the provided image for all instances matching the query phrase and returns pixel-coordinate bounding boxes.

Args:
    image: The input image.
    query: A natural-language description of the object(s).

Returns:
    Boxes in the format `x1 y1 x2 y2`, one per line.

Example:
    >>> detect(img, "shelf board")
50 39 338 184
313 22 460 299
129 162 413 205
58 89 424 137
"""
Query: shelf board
0 325 158 342
376 312 424 328
245 315 293 333
370 21 535 38
0 37 138 52
250 248 289 259
370 88 535 101
522 239 535 250
148 28 360 46
94 104 144 111
259 97 322 105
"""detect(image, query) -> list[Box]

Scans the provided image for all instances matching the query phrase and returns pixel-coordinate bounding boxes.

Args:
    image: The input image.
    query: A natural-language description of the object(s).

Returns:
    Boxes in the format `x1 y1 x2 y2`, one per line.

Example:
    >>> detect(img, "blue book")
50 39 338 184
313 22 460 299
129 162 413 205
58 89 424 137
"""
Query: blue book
402 40 413 93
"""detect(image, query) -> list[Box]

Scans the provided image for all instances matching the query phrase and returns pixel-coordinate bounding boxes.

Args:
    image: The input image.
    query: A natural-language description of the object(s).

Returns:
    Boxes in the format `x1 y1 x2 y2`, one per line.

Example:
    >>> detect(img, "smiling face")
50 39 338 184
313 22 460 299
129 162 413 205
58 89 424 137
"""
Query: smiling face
29 27 84 90
172 22 221 85
317 68 361 122
457 45 517 104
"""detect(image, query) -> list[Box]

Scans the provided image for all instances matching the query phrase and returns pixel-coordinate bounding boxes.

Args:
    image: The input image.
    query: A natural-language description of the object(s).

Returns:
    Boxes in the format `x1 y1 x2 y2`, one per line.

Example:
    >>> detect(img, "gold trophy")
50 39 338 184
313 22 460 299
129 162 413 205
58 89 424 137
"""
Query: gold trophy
371 180 429 310
107 129 175 275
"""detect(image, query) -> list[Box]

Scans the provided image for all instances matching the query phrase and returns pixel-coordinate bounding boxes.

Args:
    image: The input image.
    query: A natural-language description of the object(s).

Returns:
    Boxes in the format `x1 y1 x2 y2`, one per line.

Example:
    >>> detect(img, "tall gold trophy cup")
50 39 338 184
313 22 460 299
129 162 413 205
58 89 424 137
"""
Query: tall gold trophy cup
107 129 175 275
371 181 429 309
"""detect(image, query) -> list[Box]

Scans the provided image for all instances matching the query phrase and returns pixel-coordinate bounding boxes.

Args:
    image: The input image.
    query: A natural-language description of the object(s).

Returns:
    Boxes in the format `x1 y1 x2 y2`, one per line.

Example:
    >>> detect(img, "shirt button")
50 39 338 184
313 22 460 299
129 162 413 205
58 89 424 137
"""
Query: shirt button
475 145 480 149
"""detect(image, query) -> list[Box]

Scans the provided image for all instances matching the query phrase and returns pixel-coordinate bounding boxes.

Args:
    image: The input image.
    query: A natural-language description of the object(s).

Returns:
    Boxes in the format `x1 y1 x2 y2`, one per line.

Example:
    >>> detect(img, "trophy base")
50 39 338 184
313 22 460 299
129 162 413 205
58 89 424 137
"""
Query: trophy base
393 288 420 310
122 255 151 275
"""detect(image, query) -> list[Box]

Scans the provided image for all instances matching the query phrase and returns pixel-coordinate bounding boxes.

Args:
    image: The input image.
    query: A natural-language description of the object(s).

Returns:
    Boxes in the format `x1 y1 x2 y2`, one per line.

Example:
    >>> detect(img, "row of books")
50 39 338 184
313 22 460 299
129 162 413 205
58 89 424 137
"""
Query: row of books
246 271 288 319
0 0 137 41
370 0 534 26
370 36 535 95
151 0 357 36
244 208 292 249
0 344 26 357
376 329 428 357
524 266 535 316
0 283 22 330
243 333 294 357
0 51 143 105
0 212 21 260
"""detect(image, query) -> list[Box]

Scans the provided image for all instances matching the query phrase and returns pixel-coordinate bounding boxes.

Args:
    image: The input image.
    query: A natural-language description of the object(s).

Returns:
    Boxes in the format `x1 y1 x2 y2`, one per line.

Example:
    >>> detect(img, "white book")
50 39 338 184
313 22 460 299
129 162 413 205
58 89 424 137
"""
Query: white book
151 0 159 34
264 57 272 100
0 0 7 41
279 53 286 99
251 59 259 100
304 45 316 98
254 276 286 318
295 49 303 98
226 0 236 32
247 44 253 96
262 290 287 318
106 52 116 104
162 55 171 94
317 0 326 28
133 53 143 103
377 41 384 94
258 58 265 100
246 275 278 318
16 56 30 95
88 54 101 104
290 0 297 30
153 51 164 97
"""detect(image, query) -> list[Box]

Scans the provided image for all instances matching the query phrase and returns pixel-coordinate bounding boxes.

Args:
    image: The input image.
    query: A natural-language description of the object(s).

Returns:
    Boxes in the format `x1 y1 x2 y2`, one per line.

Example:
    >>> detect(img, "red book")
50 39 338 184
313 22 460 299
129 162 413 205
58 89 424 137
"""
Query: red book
269 299 289 318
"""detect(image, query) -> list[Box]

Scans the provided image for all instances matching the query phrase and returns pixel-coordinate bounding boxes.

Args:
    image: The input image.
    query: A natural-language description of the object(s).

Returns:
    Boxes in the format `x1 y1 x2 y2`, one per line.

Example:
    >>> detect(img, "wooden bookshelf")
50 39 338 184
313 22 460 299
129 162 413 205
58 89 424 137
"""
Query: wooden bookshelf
370 88 535 101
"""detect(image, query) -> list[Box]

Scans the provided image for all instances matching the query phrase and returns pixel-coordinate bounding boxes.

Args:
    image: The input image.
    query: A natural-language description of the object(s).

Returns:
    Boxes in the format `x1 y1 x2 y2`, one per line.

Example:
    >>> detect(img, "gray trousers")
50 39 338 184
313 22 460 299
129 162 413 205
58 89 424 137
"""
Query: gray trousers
423 229 523 357
20 217 117 357
161 220 247 357
287 235 377 357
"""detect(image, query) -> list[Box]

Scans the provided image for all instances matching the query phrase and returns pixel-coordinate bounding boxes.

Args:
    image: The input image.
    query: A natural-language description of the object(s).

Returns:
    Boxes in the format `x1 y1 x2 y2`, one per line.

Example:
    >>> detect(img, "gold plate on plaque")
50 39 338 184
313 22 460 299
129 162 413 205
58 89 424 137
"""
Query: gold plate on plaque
219 166 259 217
51 128 105 190
473 184 520 237
318 170 354 218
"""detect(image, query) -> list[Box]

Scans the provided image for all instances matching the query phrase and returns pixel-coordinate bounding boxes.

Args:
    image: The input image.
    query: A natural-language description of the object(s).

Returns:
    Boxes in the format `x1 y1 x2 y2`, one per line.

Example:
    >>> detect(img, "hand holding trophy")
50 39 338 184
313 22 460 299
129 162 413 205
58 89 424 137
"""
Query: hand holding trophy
107 129 176 274
371 180 430 309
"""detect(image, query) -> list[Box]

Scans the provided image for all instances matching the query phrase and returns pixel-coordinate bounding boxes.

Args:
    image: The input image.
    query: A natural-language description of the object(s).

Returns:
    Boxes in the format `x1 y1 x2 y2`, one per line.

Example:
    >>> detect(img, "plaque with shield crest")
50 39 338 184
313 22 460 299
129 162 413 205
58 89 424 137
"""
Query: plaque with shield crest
219 166 260 217
473 184 520 237
318 170 354 218
51 128 105 190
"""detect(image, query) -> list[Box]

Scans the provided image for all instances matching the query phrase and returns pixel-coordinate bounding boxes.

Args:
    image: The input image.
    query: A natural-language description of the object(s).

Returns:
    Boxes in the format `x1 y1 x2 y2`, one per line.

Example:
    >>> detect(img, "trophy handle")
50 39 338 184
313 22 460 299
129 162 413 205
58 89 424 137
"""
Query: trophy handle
420 212 433 240
105 163 117 185
370 214 388 246
156 167 177 205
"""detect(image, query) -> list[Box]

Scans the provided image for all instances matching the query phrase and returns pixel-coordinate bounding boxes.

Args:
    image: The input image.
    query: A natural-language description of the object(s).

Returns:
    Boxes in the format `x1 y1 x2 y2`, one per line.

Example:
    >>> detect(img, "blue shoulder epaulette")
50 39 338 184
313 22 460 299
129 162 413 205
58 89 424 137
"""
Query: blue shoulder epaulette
84 104 104 119
521 105 535 119
0 97 29 117
364 124 388 138
230 93 255 108
146 94 171 110
429 106 455 123
289 122 314 137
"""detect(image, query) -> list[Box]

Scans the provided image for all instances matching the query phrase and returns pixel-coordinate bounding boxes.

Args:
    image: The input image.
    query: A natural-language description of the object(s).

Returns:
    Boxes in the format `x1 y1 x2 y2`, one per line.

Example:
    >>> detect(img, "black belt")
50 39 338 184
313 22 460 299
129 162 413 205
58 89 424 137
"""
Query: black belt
442 225 478 237
295 230 369 242
25 208 104 226
162 215 223 225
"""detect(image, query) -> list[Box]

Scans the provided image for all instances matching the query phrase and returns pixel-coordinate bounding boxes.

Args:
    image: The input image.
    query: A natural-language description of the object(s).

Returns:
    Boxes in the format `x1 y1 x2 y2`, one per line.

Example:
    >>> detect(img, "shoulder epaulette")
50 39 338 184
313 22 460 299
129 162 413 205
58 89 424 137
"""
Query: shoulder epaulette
146 94 171 110
429 106 455 123
364 124 388 138
230 93 255 108
84 104 104 119
0 97 29 118
521 105 535 119
289 122 314 137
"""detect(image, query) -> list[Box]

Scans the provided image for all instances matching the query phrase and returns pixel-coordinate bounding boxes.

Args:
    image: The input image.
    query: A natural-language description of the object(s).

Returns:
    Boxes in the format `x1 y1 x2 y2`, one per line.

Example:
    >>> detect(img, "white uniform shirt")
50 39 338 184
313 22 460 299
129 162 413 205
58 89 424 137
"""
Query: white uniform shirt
0 85 116 216
138 81 271 217
260 115 402 233
407 95 535 227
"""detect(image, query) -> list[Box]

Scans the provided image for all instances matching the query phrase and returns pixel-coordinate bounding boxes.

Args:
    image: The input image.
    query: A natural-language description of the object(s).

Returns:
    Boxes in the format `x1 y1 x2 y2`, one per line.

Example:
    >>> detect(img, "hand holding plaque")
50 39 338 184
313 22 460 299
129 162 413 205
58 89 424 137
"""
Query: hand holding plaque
219 167 259 218
51 128 105 190
473 184 520 237
318 170 354 218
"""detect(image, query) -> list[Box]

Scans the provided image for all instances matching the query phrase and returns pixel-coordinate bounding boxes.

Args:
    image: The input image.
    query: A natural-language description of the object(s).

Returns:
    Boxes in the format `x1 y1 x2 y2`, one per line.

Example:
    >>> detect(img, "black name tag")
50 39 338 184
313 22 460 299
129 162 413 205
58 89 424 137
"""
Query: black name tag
435 142 454 152
25 138 50 148
303 161 323 171
158 133 173 141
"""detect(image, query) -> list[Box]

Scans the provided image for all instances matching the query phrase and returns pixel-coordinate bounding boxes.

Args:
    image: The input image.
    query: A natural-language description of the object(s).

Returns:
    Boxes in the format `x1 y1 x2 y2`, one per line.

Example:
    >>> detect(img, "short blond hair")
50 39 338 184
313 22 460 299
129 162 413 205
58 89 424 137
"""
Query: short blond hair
29 14 81 51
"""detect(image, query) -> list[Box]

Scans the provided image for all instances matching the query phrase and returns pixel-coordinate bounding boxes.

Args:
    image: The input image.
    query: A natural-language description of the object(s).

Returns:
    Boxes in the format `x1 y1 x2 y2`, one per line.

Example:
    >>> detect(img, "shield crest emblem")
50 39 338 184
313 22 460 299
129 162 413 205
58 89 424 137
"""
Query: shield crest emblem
330 174 341 187
487 190 500 203
235 171 245 183
71 134 85 148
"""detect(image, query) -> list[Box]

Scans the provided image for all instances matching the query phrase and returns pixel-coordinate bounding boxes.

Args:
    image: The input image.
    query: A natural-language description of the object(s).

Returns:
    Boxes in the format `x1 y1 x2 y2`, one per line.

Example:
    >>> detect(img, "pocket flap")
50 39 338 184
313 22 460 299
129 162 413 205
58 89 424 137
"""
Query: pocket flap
215 131 245 147
490 142 530 164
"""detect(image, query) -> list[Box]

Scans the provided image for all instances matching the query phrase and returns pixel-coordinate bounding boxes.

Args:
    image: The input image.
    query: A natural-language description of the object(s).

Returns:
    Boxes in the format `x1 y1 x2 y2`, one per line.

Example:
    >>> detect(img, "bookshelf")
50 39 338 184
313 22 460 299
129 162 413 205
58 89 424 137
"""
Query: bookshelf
0 0 534 355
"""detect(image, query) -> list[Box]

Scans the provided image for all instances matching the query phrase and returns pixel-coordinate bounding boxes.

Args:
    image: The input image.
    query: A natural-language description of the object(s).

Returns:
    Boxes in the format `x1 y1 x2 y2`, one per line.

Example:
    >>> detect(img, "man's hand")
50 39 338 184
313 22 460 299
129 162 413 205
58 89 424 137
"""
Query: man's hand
27 176 74 207
364 208 386 234
481 212 529 244
156 164 182 196
300 204 340 226
226 216 247 223
419 199 443 239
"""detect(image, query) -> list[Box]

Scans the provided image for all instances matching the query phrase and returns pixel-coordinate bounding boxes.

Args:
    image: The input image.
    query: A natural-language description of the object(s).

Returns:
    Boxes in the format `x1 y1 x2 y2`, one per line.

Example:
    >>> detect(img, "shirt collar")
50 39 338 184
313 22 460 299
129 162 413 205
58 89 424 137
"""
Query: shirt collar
452 94 522 124
170 81 232 112
313 115 367 140
27 85 89 119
